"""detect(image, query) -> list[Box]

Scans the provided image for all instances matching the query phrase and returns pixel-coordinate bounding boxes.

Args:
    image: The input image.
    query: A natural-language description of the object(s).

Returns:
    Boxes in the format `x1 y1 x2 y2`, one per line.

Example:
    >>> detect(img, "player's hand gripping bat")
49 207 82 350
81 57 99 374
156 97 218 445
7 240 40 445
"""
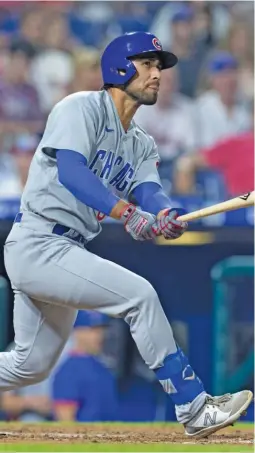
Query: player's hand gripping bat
177 191 254 222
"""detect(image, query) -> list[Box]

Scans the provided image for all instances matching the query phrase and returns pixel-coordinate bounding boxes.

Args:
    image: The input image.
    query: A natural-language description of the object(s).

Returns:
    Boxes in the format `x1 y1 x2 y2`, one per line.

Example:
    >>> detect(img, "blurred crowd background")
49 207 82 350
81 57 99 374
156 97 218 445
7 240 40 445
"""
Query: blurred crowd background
0 0 254 423
0 0 254 200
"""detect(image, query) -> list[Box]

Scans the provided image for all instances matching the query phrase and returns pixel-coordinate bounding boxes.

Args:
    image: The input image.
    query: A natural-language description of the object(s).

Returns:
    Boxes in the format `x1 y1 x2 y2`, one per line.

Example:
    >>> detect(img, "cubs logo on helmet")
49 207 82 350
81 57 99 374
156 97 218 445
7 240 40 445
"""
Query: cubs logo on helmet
152 37 162 51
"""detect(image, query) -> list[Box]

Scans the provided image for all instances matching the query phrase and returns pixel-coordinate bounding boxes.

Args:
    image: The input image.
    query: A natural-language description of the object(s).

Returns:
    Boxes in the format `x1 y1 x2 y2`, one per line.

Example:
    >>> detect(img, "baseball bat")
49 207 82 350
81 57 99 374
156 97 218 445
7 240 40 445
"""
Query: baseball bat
177 191 254 222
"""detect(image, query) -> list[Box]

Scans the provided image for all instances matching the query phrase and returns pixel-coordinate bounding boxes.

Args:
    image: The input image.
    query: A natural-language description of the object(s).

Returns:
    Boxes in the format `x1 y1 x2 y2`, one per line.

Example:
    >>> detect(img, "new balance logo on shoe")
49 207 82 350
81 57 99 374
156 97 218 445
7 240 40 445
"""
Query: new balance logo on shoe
204 411 217 426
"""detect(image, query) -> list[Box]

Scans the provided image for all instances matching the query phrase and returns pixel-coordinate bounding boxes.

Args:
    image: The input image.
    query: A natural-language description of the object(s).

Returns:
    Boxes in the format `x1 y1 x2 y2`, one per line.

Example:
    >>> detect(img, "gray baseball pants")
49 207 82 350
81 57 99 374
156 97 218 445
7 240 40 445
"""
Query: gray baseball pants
1 214 205 422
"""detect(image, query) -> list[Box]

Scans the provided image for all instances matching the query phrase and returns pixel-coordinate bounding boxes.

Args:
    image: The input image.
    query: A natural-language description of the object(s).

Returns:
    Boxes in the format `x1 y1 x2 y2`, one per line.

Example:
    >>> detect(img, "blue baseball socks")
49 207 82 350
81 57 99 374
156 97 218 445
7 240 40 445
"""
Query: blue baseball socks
154 346 206 423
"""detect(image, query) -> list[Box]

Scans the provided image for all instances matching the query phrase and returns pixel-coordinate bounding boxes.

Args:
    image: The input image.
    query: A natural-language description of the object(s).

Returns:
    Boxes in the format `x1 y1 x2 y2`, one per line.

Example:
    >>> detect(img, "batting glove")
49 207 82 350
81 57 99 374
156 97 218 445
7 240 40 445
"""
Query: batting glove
120 203 157 241
156 208 188 240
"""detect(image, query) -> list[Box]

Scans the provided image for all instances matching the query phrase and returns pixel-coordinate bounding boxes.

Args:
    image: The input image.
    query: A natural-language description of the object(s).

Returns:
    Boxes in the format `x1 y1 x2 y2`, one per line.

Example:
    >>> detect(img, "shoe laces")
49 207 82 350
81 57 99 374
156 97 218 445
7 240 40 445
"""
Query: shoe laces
205 393 232 407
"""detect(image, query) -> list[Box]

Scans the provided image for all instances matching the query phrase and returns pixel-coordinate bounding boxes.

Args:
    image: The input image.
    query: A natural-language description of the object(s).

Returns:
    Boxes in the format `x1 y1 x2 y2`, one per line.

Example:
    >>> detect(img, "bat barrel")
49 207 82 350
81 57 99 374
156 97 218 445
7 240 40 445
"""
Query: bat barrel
177 191 254 222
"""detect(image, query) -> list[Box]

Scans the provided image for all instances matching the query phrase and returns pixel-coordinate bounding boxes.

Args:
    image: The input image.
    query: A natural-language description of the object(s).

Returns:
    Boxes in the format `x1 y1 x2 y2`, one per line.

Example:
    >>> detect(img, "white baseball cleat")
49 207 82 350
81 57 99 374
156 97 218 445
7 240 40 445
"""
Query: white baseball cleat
184 390 253 439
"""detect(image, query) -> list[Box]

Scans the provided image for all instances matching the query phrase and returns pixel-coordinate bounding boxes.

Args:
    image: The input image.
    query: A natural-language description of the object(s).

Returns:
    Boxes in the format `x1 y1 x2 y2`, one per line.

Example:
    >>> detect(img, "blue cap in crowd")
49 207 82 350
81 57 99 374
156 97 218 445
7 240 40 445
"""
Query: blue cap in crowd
208 52 238 74
172 6 194 23
74 310 109 329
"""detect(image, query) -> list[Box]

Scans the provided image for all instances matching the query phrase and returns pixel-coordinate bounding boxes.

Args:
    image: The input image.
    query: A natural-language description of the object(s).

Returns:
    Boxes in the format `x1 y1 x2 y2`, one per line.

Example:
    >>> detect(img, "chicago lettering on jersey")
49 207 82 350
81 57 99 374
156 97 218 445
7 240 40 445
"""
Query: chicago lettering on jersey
89 150 134 193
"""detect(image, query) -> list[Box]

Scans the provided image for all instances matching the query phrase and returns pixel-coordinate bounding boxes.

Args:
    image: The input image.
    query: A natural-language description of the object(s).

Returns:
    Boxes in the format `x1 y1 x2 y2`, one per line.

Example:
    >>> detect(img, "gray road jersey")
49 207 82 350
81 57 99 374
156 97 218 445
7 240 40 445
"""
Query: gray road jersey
20 90 161 241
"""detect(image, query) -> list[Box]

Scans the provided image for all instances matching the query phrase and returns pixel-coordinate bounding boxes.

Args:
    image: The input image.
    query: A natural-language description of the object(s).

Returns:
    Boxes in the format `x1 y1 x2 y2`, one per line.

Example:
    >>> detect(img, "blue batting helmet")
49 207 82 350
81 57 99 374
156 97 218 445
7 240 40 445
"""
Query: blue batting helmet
101 31 178 85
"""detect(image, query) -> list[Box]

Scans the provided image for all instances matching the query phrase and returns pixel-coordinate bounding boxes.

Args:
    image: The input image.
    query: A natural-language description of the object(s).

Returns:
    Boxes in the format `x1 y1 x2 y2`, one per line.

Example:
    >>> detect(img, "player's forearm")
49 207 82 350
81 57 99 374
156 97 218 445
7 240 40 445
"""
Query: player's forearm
132 182 172 217
57 149 127 217
53 403 77 421
1 394 30 416
109 199 130 219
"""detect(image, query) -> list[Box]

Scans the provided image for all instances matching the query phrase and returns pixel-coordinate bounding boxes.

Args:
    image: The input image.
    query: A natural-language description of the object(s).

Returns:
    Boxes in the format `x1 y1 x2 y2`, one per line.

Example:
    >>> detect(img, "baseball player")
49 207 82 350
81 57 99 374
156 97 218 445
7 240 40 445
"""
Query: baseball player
2 32 252 438
52 310 118 422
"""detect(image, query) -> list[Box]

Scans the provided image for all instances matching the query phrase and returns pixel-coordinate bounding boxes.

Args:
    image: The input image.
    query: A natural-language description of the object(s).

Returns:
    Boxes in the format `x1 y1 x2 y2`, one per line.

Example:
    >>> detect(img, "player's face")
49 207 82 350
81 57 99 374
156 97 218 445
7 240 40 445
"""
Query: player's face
125 57 162 106
75 326 105 355
211 69 238 97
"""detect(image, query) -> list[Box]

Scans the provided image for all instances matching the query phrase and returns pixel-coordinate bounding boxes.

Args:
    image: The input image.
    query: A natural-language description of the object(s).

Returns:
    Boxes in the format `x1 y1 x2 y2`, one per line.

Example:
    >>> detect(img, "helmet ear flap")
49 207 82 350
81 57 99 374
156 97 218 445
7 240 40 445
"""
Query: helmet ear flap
102 50 137 85
115 58 137 84
102 59 138 91
118 68 127 76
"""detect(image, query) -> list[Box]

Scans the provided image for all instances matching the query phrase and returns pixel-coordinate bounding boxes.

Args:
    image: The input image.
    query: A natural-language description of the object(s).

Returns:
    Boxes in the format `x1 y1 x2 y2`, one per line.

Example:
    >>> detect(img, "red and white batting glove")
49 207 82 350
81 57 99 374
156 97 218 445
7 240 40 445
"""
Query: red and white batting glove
120 203 157 241
156 208 188 240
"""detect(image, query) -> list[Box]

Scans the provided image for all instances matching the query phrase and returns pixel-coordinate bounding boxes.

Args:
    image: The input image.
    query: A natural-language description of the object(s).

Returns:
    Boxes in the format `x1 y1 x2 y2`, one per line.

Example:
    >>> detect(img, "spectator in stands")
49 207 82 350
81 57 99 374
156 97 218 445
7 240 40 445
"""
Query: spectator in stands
0 33 9 77
150 2 232 49
41 11 80 53
150 4 210 98
219 20 254 103
0 151 21 197
40 1 74 14
67 47 102 94
30 49 74 114
75 1 114 24
0 133 38 197
1 377 52 422
0 41 44 152
29 10 81 114
230 0 255 21
52 310 118 422
191 1 215 47
172 102 254 197
11 134 38 189
11 6 46 55
135 66 196 161
108 1 151 35
195 51 252 149
170 5 209 98
68 2 114 48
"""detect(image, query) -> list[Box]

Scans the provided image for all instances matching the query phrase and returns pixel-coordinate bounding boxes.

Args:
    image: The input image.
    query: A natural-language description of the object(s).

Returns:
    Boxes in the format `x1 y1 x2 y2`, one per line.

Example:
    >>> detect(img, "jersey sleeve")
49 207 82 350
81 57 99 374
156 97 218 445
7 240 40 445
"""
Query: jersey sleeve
41 95 98 161
52 359 80 403
130 137 162 193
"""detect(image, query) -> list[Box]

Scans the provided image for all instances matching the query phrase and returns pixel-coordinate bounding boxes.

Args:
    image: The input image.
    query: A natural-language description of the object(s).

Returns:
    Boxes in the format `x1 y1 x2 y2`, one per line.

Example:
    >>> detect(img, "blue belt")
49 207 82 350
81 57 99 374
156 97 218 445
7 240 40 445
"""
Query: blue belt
14 213 87 248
